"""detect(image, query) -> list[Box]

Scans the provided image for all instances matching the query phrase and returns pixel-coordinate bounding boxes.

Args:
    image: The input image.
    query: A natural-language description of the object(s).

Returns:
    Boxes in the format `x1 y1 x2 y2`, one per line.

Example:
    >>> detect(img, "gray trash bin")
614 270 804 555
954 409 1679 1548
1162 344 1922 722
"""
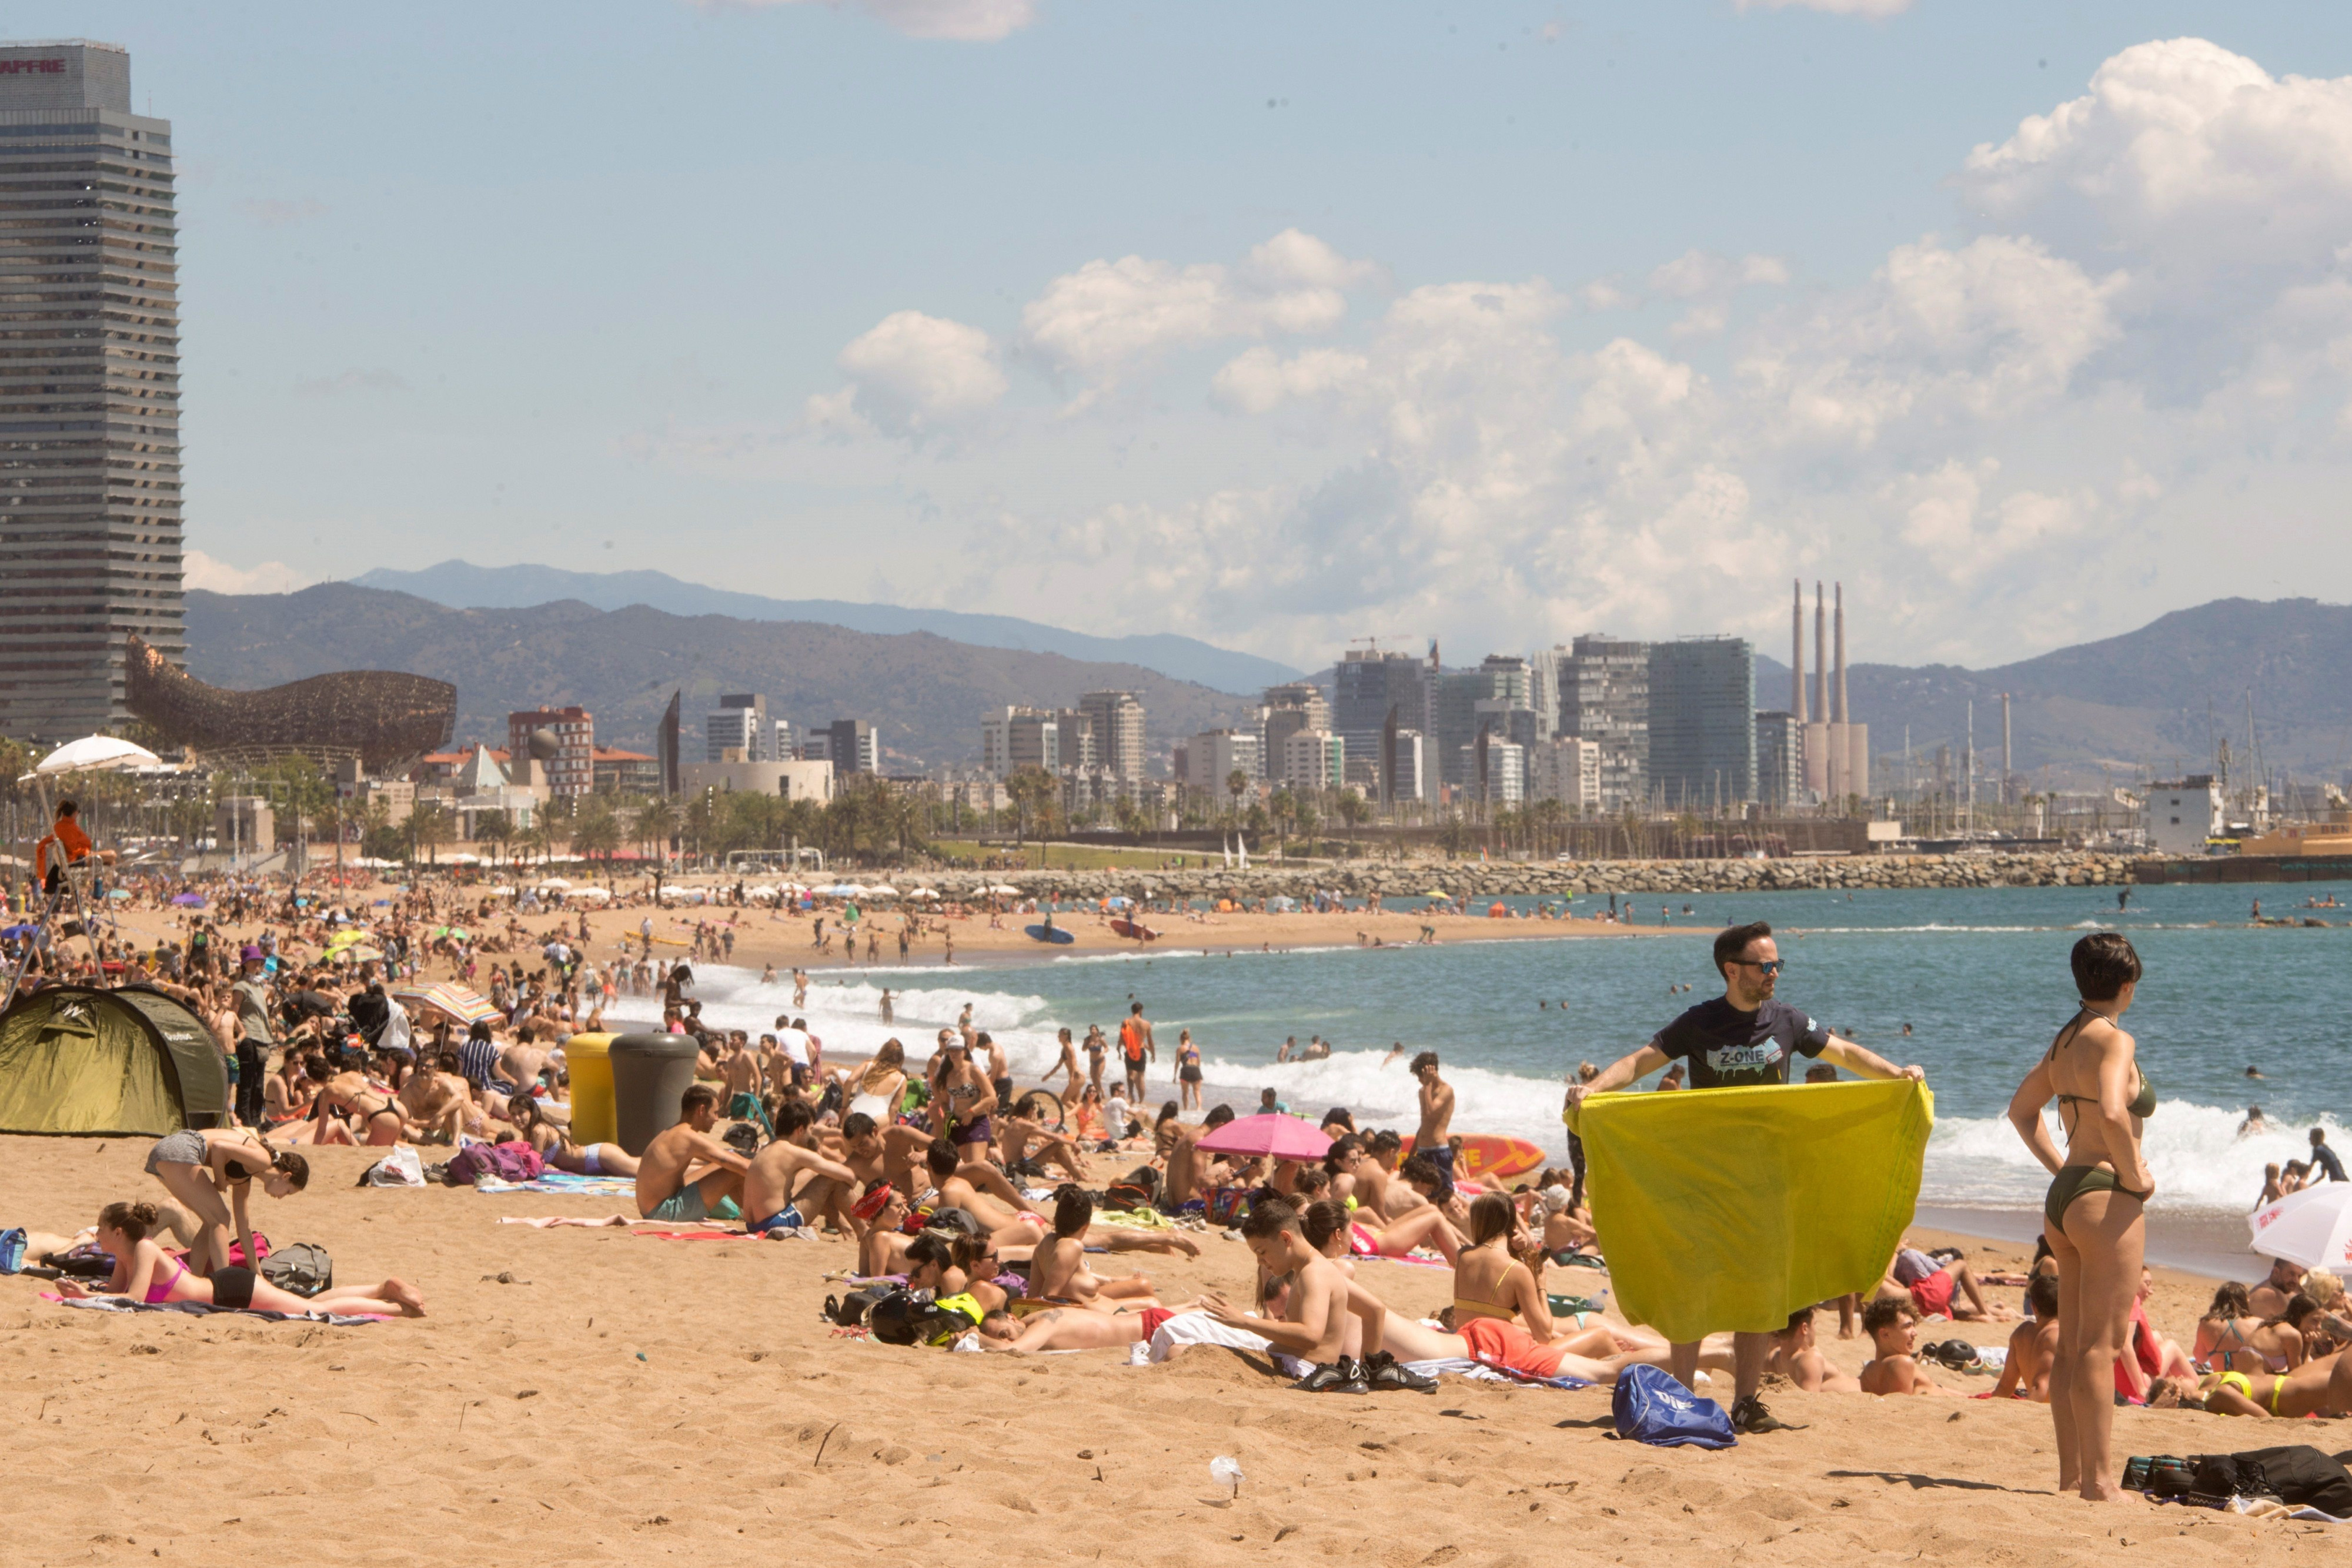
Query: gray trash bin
609 1033 704 1155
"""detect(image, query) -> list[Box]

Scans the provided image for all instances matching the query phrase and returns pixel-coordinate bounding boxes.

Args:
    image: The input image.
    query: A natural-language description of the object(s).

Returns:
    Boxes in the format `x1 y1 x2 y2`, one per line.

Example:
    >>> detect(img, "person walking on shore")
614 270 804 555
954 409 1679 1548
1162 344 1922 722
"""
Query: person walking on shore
1566 919 1924 1436
1120 1002 1155 1103
2003 932 2153 1503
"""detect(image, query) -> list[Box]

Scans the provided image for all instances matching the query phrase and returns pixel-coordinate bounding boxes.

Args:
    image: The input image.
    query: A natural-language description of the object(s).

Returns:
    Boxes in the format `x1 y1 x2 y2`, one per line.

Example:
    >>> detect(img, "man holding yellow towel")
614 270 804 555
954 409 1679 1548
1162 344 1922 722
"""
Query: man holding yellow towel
1567 920 1926 1435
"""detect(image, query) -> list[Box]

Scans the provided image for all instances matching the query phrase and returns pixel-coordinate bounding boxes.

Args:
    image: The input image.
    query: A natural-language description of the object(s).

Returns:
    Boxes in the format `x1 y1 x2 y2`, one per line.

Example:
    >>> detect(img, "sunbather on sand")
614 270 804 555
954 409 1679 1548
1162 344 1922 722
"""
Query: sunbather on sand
59 1202 425 1317
512 1096 637 1178
976 1300 1209 1352
636 1085 750 1222
2153 1348 2352 1416
1768 1304 1862 1393
1026 1186 1159 1309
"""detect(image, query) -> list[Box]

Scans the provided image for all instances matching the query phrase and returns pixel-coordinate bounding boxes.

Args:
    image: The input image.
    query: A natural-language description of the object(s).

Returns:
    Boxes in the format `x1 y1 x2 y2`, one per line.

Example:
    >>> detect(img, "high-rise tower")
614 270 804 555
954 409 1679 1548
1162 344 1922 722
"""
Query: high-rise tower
0 41 183 742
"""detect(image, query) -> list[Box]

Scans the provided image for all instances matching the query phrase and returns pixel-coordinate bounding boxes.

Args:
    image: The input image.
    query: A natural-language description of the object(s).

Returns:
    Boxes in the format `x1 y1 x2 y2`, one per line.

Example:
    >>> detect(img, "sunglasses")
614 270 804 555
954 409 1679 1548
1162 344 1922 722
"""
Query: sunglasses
1730 958 1786 976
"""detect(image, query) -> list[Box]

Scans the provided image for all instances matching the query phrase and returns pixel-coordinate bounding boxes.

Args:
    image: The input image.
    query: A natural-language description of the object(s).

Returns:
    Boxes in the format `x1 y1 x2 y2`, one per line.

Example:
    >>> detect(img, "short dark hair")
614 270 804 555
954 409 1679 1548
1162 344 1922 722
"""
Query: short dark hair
841 1112 877 1140
1367 1129 1403 1156
56 799 77 817
2070 932 2141 1001
1862 1295 1911 1336
924 1139 960 1178
1399 1152 1446 1189
1052 1183 1093 1238
1130 1002 1144 1014
1240 1198 1301 1241
1714 921 1773 979
1204 1104 1235 1129
774 1098 813 1136
2026 1272 2059 1319
680 1084 719 1116
1776 1305 1815 1337
1409 1051 1439 1075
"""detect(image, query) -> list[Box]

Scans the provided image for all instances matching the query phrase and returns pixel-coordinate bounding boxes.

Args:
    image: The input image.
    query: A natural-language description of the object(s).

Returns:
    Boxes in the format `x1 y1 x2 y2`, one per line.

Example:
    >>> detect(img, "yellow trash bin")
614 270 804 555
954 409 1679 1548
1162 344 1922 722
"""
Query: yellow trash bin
565 1032 617 1148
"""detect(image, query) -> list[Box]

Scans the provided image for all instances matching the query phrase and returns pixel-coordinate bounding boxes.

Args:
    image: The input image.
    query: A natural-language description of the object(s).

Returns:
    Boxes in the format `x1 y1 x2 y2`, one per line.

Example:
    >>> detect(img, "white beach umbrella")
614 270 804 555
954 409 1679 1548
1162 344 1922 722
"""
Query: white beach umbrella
2249 1184 2352 1271
907 888 939 899
35 734 162 775
865 885 898 897
538 876 573 888
987 884 1023 895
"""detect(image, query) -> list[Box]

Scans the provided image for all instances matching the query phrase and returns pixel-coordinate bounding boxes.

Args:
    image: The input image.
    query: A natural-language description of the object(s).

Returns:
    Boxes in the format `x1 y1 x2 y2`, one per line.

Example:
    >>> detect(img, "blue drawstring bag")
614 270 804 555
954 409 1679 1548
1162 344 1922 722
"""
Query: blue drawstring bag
1611 1363 1737 1449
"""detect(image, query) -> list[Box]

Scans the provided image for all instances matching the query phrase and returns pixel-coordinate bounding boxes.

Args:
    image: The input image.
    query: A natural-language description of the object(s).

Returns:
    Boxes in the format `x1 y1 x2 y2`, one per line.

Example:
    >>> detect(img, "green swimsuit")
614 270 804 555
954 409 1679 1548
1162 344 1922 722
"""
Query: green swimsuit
2043 1005 2156 1231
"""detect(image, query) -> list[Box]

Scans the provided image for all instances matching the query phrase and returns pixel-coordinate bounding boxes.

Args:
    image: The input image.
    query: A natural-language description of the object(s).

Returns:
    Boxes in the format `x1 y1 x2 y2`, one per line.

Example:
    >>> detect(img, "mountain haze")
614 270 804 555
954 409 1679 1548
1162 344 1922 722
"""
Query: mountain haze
349 560 1302 697
185 585 1257 769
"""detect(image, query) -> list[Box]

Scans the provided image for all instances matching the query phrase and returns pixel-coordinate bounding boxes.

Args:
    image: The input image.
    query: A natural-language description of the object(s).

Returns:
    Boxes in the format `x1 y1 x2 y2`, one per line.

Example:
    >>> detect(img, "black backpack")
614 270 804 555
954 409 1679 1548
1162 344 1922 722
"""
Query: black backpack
2209 1447 2352 1514
824 1285 890 1326
259 1242 333 1298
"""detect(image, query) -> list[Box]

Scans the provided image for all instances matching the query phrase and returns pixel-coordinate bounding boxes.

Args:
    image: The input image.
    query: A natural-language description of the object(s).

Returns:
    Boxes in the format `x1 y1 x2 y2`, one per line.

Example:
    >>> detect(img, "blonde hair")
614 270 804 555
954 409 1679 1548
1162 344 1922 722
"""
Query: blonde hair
2304 1268 2344 1309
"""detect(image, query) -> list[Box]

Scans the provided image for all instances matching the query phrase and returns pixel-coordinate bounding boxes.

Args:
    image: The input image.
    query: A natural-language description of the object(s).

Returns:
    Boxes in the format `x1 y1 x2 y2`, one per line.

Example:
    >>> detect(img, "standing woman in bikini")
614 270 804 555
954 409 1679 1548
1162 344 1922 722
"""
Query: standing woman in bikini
143 1126 308 1276
2004 932 2154 1502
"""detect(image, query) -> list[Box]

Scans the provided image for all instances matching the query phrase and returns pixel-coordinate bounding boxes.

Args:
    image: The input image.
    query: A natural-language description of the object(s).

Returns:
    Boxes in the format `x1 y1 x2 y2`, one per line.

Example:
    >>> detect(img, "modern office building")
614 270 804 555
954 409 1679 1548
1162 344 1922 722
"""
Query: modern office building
823 717 878 775
509 706 594 798
1054 706 1097 773
1455 735 1525 806
1647 637 1756 811
1559 635 1649 811
0 41 185 742
1278 728 1344 793
706 693 767 762
1184 728 1261 794
1528 737 1599 808
981 706 1058 775
1078 690 1145 778
591 746 662 794
1261 681 1328 777
1333 647 1430 802
1753 710 1805 810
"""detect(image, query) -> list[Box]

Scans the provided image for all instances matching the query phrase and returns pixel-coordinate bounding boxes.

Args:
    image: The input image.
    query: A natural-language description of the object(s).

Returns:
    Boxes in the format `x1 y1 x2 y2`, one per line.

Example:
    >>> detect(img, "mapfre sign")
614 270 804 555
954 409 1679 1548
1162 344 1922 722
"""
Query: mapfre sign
0 60 67 76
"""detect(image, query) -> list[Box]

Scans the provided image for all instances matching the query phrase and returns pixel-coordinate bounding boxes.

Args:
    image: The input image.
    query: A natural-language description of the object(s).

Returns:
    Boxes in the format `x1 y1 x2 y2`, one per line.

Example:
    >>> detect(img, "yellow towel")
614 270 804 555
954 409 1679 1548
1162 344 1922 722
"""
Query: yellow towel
1576 1078 1933 1343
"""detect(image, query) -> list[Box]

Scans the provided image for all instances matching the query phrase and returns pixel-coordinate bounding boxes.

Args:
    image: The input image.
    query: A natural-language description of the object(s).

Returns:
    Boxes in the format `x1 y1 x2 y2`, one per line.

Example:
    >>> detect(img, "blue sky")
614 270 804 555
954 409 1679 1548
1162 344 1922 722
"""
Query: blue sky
35 1 2352 667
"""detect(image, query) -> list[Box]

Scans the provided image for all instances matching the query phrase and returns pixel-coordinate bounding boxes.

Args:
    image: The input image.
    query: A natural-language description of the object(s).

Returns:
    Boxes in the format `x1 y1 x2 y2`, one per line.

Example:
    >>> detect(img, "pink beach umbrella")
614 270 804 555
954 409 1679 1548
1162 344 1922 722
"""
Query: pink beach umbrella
1194 1113 1333 1162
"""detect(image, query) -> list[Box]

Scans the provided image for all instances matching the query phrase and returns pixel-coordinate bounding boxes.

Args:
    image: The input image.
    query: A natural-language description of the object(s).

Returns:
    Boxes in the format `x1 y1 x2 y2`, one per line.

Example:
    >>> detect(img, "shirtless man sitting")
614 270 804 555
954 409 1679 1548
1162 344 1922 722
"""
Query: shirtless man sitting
1991 1274 2060 1401
836 1111 932 1190
1160 1104 1233 1212
395 1052 489 1144
1857 1296 1956 1396
994 1112 1091 1183
921 1140 1048 1235
742 1098 858 1236
1202 1198 1412 1392
1765 1304 1860 1393
636 1084 751 1223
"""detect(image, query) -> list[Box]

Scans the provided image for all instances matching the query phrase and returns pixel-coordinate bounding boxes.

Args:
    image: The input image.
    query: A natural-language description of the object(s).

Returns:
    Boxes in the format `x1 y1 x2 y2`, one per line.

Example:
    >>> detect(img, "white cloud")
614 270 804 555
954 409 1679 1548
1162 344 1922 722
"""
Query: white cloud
183 551 312 596
694 0 1038 42
820 309 1006 437
1960 39 2352 280
1735 0 1912 15
1645 249 1790 299
1020 229 1372 391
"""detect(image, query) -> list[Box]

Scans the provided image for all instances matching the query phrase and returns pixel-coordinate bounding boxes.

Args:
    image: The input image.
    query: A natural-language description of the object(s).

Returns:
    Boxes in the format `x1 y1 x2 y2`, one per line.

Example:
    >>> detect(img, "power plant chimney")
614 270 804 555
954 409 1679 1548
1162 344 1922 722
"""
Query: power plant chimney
1833 580 1848 725
1813 581 1828 724
1792 579 1807 723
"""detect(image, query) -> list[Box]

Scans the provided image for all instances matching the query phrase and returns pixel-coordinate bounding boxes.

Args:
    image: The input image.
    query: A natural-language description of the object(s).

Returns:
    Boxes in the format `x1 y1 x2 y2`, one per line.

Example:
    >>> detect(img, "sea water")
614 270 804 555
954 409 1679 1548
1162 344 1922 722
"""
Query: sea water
621 880 2348 1240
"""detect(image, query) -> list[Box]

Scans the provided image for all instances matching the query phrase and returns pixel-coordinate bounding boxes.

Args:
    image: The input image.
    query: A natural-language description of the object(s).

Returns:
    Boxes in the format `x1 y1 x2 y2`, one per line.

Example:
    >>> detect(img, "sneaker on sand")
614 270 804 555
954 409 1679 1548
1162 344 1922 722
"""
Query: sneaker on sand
1364 1351 1438 1393
1730 1394 1804 1434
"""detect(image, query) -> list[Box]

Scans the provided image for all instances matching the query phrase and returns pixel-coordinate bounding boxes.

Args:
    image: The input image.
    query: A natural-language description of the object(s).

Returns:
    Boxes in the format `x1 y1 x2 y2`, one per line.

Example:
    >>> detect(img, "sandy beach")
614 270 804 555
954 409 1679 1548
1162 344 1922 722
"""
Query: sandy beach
2 1130 2308 1568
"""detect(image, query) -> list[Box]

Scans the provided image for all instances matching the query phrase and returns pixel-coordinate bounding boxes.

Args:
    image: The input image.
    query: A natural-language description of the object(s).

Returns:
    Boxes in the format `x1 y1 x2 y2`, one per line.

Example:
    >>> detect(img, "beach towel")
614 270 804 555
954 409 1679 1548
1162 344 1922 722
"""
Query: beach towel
1575 1077 1932 1343
472 1172 637 1196
46 1293 383 1326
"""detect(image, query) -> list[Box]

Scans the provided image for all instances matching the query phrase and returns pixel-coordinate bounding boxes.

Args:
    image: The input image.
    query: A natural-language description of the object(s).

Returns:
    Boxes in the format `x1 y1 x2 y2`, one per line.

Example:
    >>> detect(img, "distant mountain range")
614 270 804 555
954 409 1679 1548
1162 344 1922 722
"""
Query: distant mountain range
185 584 1258 767
349 560 1303 697
1755 597 2352 788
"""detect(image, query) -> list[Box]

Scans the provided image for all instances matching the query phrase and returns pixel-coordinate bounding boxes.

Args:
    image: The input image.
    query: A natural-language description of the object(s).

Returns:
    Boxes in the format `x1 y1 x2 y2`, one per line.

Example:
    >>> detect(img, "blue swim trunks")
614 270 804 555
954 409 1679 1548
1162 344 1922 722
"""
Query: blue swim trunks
646 1186 709 1223
746 1203 805 1235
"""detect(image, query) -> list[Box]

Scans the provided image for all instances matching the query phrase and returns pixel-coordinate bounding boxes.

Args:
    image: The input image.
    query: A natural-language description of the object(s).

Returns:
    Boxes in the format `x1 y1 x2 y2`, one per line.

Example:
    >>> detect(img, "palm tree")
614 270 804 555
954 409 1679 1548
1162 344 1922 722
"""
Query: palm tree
475 808 514 871
1225 769 1248 827
1334 786 1369 850
405 801 453 866
570 799 623 884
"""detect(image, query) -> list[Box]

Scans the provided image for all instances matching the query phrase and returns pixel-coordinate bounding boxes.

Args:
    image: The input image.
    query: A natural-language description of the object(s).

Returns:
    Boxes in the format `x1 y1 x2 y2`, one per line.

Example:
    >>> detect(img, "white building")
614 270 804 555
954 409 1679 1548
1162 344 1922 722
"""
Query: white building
1279 728 1344 792
680 759 835 803
2141 774 2223 855
1186 728 1261 793
980 707 1060 777
1529 737 1601 809
1455 739 1525 805
706 694 767 763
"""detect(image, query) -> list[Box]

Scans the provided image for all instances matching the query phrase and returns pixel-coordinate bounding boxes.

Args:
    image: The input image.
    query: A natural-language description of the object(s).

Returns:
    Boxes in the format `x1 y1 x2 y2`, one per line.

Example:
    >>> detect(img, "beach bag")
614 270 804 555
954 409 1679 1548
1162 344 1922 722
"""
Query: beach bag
357 1148 426 1188
259 1242 333 1298
226 1233 272 1268
2210 1447 2352 1514
824 1285 891 1327
1611 1364 1736 1450
48 1243 116 1279
1103 1166 1158 1212
0 1228 25 1275
446 1141 543 1186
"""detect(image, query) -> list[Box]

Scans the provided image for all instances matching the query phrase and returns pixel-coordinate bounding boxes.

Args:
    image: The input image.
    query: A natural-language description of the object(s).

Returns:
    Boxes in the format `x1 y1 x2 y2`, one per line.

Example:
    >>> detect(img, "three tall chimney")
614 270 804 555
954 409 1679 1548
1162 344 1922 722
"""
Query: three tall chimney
1833 581 1848 726
1813 583 1828 723
1791 579 1807 723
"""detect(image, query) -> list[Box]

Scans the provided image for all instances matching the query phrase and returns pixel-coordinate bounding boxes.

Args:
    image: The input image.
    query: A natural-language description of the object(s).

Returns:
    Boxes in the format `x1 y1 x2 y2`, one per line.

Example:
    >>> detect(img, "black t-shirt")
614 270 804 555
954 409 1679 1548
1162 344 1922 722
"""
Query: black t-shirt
1648 997 1830 1089
2314 1143 2349 1183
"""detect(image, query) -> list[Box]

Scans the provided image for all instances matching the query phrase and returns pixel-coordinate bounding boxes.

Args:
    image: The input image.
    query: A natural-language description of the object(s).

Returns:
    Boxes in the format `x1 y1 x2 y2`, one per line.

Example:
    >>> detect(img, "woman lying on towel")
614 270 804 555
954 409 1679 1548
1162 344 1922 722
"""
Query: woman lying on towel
2147 1349 2352 1417
57 1202 427 1318
513 1095 639 1179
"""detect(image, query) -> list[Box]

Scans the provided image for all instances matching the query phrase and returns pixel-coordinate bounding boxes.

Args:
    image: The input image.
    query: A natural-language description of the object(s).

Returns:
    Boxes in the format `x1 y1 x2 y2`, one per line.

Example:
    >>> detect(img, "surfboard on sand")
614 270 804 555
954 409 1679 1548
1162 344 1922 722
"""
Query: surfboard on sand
1025 923 1075 945
1109 918 1158 942
1398 1132 1546 1182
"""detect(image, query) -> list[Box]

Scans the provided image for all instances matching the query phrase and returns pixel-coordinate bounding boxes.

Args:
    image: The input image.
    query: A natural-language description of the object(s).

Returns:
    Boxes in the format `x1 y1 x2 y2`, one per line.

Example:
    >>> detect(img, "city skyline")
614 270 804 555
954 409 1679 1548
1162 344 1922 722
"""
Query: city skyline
19 6 2352 680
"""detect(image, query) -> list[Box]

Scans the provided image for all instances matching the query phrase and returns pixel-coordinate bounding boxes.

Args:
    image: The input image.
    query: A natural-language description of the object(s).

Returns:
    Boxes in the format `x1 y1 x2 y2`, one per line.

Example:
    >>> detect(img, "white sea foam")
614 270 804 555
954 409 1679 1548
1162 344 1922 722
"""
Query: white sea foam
1926 1102 2352 1214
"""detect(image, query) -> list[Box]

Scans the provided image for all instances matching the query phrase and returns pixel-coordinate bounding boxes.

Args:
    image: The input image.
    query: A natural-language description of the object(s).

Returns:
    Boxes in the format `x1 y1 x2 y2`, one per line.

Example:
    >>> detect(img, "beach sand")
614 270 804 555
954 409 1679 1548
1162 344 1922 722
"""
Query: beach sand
1 1132 2318 1568
101 878 1669 987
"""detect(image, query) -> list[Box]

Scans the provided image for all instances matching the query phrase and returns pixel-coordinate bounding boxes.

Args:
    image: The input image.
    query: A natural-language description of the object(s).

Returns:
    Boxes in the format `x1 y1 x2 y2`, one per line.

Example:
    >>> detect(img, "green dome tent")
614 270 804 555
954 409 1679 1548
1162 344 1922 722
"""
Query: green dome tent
0 985 230 1136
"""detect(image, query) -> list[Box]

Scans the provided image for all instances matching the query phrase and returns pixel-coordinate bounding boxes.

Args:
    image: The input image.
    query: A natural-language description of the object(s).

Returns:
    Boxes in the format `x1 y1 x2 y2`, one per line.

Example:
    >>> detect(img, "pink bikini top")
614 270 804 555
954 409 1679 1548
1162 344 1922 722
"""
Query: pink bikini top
144 1255 187 1305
